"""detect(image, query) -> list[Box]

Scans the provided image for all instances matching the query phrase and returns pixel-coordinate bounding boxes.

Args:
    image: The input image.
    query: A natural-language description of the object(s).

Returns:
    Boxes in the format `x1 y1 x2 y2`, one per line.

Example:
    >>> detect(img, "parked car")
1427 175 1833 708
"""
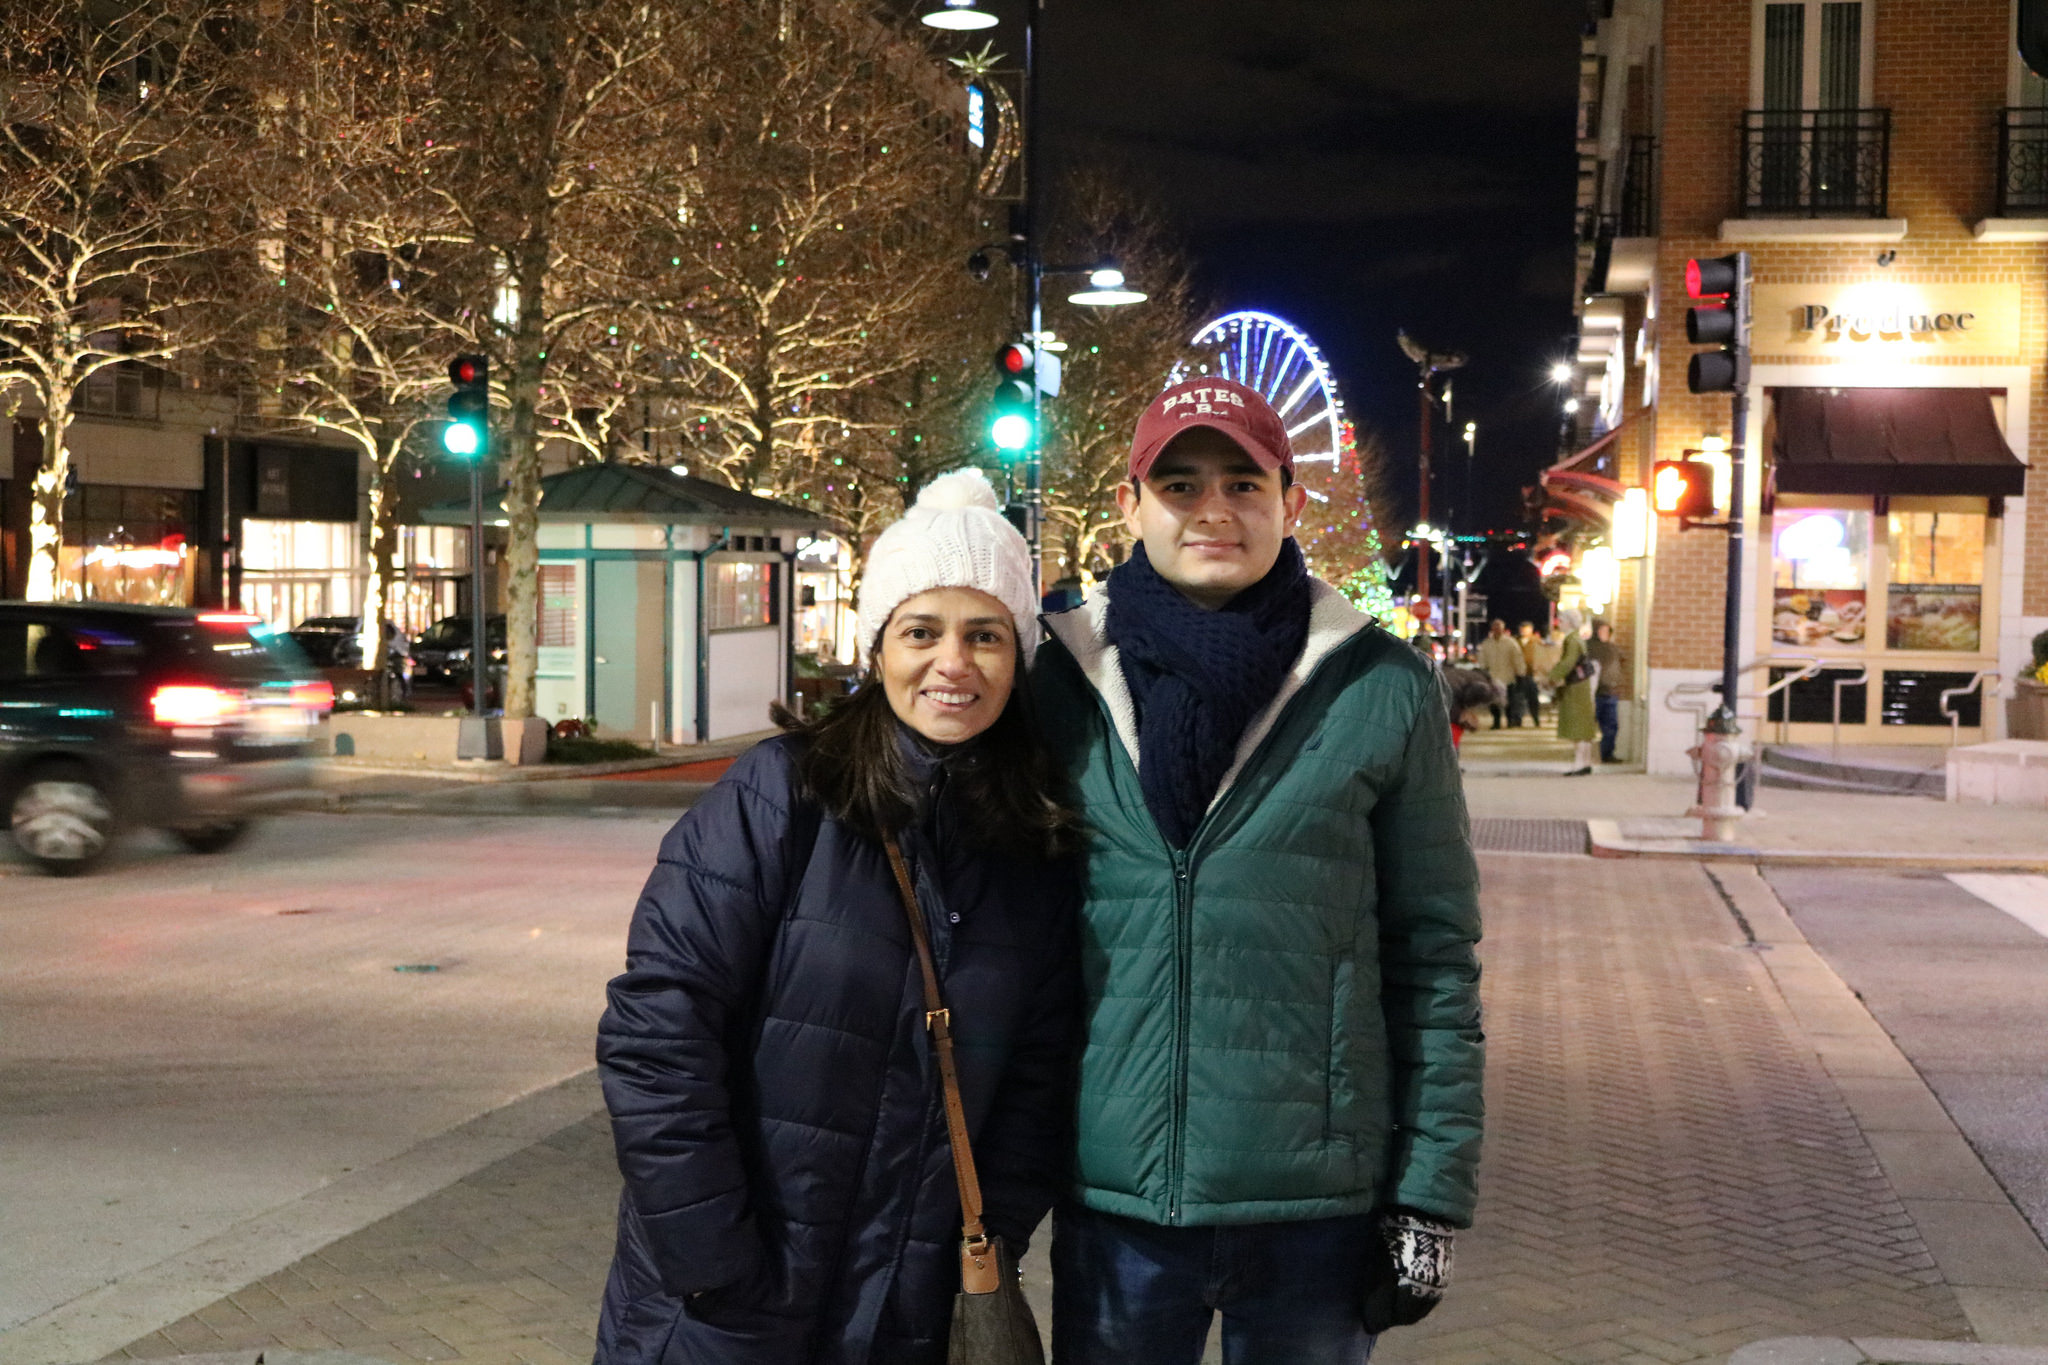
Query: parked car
0 604 332 875
287 616 410 708
410 614 505 686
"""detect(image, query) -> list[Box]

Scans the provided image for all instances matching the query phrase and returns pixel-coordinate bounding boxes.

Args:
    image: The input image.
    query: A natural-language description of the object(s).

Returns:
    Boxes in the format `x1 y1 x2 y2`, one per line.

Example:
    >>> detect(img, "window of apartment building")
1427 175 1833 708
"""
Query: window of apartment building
707 561 777 632
1753 0 1872 109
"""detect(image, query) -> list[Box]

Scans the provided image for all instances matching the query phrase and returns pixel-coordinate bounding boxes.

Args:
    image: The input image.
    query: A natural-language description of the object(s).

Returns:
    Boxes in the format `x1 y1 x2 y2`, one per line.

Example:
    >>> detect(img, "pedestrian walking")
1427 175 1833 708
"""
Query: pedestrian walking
1477 618 1527 727
1036 377 1485 1365
1514 620 1545 726
1549 608 1599 775
594 469 1079 1365
1584 618 1625 763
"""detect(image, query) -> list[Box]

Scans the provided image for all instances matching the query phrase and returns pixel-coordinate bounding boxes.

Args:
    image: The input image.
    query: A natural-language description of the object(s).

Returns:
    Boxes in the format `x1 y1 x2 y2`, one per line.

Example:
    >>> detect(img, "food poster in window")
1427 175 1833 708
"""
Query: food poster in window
1773 588 1868 646
1886 585 1981 652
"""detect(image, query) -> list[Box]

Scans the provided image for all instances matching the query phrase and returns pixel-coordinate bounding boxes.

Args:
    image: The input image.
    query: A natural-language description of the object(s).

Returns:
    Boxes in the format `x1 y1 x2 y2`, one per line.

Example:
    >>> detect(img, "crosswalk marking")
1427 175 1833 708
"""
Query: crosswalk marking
1948 873 2048 940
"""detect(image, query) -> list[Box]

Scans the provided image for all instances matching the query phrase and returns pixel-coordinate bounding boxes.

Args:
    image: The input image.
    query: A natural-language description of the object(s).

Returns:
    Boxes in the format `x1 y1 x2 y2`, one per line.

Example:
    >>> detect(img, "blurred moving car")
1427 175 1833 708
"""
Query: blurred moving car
287 615 410 708
410 613 505 686
0 604 332 875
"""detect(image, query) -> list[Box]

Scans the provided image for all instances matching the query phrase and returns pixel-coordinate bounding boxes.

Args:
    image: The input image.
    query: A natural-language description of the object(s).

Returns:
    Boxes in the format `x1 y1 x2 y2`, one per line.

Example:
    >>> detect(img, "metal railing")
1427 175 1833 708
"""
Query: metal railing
1740 108 1891 218
1939 670 1999 747
1998 108 2048 216
1831 665 1871 760
1666 656 1823 745
1617 135 1658 236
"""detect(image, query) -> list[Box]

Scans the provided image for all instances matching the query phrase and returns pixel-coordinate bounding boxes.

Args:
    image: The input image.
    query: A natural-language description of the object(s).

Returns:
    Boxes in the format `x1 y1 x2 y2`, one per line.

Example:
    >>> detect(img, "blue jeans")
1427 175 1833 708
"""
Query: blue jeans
1051 1204 1379 1365
1595 692 1619 762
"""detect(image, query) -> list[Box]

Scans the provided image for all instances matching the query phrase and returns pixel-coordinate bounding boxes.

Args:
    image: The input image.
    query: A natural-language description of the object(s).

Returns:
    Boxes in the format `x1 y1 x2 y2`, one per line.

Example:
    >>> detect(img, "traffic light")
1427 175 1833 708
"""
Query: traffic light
989 343 1035 454
444 353 489 457
1652 460 1715 520
1684 254 1749 394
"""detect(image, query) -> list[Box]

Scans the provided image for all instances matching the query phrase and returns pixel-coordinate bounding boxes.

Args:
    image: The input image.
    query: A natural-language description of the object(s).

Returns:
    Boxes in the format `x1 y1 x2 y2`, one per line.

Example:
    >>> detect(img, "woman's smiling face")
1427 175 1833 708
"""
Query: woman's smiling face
876 587 1018 744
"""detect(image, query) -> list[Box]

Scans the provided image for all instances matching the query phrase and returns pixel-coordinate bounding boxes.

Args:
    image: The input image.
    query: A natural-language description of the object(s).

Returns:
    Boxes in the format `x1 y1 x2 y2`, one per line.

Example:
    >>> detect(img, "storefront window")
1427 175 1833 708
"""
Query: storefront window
239 519 359 630
1885 509 1984 652
58 485 199 606
1771 507 1870 647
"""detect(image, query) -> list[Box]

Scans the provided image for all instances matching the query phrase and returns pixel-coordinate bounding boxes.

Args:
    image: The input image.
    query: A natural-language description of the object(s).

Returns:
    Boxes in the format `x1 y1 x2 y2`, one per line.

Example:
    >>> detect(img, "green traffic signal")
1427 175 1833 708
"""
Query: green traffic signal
991 412 1033 452
445 353 489 458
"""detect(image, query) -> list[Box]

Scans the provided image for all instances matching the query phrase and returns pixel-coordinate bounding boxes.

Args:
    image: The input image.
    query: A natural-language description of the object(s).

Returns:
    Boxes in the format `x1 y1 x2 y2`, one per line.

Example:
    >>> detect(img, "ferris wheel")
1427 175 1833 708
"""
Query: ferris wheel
1176 310 1346 503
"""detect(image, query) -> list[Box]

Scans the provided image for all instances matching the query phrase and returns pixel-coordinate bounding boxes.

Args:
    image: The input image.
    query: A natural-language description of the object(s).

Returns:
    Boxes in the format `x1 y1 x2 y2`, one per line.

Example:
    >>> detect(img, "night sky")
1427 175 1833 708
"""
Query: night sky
936 0 1587 537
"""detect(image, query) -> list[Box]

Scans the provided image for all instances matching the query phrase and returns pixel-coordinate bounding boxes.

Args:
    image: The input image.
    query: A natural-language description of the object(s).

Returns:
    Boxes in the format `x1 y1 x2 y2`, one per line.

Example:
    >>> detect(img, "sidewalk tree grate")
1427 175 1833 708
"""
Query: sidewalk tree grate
1470 817 1589 855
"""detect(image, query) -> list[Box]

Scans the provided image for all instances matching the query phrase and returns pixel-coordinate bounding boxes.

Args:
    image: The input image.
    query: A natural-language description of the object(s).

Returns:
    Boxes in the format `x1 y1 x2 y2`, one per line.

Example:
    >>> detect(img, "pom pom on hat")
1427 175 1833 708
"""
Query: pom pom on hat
856 468 1039 663
913 468 1002 513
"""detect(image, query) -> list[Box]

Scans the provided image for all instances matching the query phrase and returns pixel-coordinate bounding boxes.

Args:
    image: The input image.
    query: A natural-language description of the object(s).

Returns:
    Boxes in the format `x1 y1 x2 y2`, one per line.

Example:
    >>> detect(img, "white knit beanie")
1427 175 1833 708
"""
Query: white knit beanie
856 469 1039 663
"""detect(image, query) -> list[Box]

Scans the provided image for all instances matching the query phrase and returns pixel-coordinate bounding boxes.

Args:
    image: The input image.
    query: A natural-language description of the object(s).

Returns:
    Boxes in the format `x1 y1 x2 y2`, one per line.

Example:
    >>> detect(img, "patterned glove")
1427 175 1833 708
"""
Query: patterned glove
1361 1208 1456 1332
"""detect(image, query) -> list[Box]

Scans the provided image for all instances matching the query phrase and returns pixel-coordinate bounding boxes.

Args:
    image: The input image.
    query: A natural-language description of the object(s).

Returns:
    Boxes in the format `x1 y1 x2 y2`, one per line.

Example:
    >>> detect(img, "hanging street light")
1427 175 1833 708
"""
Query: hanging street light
1067 265 1148 307
921 0 998 30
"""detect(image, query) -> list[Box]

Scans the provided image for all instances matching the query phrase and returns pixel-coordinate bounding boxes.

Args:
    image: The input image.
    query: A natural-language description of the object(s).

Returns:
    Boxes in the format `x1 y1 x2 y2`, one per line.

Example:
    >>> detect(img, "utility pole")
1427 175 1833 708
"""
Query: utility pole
1396 331 1466 637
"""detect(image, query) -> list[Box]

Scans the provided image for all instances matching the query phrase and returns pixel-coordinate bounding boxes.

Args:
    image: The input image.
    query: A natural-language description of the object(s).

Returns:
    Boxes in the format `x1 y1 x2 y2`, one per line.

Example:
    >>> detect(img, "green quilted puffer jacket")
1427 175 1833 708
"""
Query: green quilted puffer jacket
1034 580 1485 1229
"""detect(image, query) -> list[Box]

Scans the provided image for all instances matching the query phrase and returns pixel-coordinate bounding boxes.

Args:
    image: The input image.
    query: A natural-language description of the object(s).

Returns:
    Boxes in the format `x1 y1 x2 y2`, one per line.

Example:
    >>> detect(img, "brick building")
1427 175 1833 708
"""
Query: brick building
1561 0 2048 772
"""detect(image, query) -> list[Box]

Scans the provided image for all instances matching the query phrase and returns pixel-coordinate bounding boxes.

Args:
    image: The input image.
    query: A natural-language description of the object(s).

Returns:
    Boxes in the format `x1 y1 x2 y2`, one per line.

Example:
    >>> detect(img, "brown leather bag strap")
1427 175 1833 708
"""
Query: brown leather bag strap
883 837 989 1246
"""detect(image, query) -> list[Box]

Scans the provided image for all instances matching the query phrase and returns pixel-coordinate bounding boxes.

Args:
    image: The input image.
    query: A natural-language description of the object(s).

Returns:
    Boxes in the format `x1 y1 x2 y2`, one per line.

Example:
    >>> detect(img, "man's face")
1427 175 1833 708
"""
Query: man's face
1116 428 1308 610
1518 623 1535 640
1489 620 1507 637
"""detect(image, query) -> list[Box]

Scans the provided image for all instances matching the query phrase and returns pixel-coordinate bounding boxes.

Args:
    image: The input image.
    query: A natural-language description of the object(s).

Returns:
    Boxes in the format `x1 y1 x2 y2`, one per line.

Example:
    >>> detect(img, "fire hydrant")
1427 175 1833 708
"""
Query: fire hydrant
1688 711 1747 842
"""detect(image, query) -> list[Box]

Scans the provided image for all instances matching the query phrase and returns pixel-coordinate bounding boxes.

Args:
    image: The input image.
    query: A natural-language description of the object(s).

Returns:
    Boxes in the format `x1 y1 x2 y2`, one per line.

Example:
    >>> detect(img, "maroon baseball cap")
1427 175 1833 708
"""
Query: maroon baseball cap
1129 376 1293 483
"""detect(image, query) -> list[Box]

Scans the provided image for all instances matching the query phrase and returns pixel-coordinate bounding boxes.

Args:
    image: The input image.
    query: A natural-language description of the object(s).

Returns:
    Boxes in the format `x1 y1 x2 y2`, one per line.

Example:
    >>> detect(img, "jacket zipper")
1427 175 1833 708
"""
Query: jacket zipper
1048 629 1377 1224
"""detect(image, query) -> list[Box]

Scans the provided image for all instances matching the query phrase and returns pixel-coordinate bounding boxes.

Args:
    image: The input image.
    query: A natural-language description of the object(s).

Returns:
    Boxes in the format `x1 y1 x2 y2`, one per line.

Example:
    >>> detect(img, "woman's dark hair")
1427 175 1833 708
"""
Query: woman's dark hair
776 645 1078 859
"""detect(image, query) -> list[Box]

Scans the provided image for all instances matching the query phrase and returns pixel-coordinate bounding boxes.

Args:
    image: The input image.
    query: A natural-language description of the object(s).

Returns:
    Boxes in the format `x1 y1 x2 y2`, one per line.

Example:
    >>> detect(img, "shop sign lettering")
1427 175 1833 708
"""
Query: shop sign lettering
1753 284 2020 359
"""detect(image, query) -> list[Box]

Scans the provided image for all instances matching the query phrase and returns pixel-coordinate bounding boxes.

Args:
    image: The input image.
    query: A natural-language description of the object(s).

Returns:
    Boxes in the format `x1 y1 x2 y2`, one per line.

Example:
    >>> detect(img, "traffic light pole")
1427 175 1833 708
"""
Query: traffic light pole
1022 0 1044 590
470 456 487 723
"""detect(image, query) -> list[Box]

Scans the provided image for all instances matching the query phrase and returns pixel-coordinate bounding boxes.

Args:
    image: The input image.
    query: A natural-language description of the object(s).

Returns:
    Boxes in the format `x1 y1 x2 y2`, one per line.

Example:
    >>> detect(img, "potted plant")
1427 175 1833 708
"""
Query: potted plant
2013 629 2048 741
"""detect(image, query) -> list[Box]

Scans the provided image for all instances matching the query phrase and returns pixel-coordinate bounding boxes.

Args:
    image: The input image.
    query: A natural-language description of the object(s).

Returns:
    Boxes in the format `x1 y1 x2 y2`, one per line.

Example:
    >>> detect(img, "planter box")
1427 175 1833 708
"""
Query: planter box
2012 678 2048 741
1947 739 2048 806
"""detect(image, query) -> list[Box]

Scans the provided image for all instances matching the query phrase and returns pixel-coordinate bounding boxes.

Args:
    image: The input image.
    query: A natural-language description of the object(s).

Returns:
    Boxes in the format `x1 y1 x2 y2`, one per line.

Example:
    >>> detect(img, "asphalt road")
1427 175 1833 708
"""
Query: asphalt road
0 810 673 1337
1766 867 2048 1244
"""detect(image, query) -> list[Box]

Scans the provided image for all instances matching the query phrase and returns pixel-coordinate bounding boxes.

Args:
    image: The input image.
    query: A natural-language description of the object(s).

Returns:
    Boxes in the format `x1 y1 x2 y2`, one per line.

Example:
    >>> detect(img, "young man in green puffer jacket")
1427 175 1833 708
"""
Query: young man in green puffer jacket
1034 376 1485 1365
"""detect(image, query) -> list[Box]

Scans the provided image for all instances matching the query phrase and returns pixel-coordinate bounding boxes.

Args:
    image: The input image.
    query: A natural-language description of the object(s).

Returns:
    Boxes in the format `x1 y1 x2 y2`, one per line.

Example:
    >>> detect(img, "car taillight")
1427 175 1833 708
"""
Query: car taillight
151 684 239 727
291 680 336 715
197 612 263 626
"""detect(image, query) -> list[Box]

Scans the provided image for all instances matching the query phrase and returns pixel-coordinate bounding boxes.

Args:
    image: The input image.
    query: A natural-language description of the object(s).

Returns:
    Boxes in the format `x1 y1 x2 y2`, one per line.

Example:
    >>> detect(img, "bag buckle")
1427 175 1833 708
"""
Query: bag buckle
925 1007 952 1039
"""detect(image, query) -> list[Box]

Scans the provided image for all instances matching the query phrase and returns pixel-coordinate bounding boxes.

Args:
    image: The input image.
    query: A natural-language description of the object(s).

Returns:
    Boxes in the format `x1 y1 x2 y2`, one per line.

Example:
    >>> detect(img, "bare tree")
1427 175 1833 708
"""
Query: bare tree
237 0 483 697
0 2 249 600
1038 181 1206 583
660 0 980 498
411 0 695 720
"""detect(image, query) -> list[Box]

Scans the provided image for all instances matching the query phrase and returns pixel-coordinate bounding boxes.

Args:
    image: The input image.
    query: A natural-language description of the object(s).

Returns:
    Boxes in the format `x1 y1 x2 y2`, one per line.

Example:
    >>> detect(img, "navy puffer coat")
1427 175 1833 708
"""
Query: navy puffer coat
594 733 1079 1365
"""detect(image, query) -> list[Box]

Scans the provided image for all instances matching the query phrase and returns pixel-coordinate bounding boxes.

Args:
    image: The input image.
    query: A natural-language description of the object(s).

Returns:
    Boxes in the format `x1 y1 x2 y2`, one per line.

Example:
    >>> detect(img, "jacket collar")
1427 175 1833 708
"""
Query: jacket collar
1043 572 1370 809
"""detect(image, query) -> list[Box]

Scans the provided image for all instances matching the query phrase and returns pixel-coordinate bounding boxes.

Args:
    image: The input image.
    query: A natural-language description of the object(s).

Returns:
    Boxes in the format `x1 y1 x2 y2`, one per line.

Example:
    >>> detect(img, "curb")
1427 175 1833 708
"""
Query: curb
1708 866 2048 1351
1731 1337 2048 1364
1587 819 2048 872
62 1354 394 1365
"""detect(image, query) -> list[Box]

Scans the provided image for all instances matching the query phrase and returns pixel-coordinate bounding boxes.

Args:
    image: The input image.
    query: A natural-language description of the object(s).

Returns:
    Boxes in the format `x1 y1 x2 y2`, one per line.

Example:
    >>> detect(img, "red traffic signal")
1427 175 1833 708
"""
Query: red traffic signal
1652 460 1715 520
449 354 487 388
1687 256 1739 299
993 343 1033 375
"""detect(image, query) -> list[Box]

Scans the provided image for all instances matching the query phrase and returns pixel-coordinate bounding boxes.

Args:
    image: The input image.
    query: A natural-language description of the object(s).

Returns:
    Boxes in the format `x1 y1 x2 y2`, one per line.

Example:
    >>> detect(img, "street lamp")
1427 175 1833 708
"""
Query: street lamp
1067 266 1148 307
920 0 998 30
1550 360 1575 384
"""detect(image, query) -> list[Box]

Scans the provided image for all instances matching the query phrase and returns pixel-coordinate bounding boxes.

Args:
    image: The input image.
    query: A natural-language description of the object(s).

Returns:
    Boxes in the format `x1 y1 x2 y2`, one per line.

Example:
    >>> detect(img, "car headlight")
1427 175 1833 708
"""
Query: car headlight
448 648 470 662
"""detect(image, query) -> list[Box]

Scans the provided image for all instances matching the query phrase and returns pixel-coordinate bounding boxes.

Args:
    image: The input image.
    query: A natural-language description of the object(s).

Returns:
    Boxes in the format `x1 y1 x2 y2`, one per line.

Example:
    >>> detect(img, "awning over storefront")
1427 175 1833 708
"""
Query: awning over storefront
1771 387 2026 497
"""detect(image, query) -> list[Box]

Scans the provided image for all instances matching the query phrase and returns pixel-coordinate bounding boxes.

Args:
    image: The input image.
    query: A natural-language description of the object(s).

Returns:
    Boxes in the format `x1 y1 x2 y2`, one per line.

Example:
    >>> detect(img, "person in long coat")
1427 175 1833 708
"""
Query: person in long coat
1548 608 1599 775
594 471 1079 1365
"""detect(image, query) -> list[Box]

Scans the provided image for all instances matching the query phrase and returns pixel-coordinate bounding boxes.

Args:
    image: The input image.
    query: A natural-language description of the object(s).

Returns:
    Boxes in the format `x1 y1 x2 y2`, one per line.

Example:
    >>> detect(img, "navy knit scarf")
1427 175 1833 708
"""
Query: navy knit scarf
1106 539 1312 847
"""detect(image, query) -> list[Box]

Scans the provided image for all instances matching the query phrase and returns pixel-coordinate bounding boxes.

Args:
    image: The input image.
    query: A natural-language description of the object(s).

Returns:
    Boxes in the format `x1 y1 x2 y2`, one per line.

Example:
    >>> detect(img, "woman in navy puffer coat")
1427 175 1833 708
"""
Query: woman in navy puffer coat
594 472 1079 1365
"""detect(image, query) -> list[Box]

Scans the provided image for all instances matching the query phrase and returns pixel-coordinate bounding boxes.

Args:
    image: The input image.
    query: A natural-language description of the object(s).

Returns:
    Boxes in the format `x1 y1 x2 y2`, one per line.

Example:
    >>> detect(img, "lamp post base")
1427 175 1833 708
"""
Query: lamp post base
457 717 503 761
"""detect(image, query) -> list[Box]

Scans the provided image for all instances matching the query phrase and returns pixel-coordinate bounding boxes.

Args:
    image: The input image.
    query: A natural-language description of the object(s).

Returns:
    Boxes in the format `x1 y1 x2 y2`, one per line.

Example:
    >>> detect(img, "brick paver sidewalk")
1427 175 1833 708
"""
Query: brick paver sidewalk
103 853 1976 1365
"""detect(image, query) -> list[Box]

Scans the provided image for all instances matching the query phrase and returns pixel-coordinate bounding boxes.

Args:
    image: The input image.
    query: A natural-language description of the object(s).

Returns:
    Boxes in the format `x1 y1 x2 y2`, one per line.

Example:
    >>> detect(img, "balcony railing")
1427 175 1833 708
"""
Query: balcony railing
1998 107 2048 216
1617 134 1657 235
1739 108 1891 217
